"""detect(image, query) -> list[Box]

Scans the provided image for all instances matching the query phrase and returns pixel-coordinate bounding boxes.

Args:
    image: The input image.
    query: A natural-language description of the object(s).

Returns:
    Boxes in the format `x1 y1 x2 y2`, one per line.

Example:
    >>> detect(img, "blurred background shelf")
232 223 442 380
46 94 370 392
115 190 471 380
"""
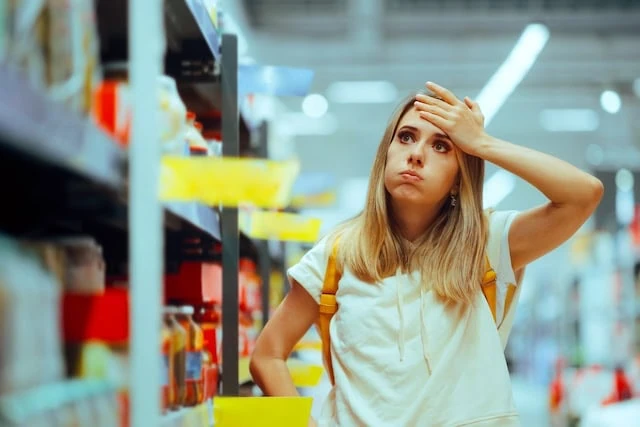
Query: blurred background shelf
0 380 117 425
0 66 125 191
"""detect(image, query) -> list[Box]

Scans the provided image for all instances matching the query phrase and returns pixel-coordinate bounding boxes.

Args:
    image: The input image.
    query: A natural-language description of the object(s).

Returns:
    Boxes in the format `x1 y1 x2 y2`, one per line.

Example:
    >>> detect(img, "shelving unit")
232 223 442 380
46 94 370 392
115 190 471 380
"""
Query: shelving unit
0 1 314 426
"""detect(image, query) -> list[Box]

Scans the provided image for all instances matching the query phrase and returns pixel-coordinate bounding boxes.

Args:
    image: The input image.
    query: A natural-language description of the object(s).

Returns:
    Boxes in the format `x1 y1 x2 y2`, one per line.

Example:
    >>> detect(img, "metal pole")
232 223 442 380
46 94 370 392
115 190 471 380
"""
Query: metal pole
128 0 164 424
221 33 239 396
259 240 271 326
255 122 271 326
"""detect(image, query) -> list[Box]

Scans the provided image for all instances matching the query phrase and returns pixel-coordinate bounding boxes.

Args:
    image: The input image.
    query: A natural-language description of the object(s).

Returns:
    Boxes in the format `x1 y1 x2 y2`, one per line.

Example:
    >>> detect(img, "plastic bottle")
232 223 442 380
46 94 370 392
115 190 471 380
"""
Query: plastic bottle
175 306 204 406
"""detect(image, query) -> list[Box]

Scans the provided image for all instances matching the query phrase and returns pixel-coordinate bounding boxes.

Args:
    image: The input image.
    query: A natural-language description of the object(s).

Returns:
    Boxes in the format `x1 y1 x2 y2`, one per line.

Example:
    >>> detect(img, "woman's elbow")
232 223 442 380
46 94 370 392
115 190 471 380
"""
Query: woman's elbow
575 176 604 211
249 351 265 383
589 177 604 203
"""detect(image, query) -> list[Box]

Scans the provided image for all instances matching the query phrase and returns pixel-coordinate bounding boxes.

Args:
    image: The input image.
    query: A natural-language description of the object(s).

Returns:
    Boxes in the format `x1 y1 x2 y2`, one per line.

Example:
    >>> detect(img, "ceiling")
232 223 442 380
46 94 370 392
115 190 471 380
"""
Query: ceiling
224 0 640 255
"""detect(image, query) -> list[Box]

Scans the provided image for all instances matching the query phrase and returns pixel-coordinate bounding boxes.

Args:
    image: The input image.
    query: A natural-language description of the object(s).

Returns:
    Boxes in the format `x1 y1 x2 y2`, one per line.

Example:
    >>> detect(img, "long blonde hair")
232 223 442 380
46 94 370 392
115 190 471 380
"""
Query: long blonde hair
328 94 488 305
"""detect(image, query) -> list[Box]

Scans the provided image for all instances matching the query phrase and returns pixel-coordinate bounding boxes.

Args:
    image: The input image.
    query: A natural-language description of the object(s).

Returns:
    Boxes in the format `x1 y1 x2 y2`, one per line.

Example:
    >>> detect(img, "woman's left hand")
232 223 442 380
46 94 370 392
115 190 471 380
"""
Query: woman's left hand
414 81 486 156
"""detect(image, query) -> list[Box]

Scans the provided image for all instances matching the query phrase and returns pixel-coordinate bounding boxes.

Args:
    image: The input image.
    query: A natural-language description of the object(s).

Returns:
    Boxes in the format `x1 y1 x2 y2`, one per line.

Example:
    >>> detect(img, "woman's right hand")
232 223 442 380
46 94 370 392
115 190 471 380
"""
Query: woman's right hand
308 417 318 427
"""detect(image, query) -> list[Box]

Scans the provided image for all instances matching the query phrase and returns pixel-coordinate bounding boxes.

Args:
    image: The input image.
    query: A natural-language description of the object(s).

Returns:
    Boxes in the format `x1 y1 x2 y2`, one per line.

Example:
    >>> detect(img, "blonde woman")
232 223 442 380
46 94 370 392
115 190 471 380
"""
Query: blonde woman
250 82 603 426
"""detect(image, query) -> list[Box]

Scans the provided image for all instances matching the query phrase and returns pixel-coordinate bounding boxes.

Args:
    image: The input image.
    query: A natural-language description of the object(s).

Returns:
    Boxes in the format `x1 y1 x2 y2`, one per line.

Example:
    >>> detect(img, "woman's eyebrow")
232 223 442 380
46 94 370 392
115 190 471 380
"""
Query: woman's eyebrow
432 132 451 141
397 125 420 134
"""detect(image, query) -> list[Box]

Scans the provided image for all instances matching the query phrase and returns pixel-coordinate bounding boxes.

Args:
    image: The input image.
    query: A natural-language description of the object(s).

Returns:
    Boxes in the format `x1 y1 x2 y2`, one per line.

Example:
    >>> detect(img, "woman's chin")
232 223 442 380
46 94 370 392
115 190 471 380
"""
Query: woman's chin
389 188 431 205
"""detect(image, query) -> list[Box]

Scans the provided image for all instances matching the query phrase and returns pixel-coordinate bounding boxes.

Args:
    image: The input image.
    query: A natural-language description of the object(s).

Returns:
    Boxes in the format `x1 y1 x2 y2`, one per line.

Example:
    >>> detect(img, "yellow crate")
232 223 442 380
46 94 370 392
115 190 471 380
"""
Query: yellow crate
213 396 312 427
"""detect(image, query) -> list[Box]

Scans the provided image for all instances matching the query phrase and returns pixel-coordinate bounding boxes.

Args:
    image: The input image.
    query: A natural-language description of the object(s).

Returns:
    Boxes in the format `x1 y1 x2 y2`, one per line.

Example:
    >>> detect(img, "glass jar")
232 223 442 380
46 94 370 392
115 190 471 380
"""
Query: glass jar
175 306 204 406
163 306 186 410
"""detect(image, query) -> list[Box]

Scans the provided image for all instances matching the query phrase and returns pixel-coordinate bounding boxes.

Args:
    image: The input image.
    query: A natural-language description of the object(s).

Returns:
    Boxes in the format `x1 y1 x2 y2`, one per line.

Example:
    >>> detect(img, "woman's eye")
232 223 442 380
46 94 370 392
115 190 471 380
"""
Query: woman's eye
433 141 450 152
398 132 414 143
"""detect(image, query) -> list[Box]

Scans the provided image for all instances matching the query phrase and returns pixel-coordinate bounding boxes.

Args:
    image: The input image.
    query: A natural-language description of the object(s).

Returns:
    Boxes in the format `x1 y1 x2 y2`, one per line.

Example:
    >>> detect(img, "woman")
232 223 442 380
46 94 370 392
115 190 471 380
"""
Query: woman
250 82 603 426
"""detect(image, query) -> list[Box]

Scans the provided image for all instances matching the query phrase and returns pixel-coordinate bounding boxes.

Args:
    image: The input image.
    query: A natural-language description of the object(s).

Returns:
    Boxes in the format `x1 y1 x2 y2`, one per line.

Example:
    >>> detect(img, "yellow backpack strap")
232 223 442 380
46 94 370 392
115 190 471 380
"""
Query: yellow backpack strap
318 238 341 385
481 256 498 323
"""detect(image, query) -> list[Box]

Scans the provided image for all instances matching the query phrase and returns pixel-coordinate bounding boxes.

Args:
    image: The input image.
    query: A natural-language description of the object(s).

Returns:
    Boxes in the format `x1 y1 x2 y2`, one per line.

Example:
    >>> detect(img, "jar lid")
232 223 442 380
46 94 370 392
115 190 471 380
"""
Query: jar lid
163 306 178 315
179 305 194 315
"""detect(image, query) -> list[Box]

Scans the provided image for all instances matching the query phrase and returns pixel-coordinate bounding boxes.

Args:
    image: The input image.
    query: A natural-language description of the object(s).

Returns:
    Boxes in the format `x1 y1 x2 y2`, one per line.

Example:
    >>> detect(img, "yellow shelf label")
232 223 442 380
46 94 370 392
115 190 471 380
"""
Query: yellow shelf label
240 210 322 243
214 396 312 427
291 191 337 208
160 157 300 208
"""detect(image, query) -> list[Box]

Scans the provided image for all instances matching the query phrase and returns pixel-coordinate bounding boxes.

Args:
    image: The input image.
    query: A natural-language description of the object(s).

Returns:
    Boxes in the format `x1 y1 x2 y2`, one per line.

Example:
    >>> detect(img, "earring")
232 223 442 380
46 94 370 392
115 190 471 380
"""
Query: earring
450 194 457 207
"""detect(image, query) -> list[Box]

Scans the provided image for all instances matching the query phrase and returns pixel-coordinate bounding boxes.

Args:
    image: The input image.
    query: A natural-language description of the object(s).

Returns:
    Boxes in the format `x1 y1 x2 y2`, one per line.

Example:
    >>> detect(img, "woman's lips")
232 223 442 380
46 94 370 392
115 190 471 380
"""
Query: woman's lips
400 170 423 181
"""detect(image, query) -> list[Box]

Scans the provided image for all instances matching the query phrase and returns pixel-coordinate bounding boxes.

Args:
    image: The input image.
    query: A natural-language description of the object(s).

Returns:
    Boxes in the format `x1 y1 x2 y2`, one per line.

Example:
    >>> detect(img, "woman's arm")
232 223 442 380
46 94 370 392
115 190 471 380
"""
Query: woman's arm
250 280 319 396
475 135 603 270
415 82 604 271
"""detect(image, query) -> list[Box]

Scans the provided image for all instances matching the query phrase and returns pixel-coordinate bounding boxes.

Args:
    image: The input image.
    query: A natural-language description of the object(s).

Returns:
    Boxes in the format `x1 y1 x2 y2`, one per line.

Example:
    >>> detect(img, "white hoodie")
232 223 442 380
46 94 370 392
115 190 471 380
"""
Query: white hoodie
288 210 522 427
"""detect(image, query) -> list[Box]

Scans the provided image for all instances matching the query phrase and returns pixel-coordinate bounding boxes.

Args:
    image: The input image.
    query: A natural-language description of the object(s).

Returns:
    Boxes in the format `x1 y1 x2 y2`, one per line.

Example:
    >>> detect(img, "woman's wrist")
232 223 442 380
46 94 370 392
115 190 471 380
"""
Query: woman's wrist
472 133 505 160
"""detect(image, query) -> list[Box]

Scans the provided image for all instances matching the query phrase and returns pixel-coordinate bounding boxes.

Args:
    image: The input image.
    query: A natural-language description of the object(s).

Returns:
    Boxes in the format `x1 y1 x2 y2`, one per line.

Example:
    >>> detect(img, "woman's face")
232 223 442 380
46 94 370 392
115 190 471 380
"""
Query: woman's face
384 106 460 207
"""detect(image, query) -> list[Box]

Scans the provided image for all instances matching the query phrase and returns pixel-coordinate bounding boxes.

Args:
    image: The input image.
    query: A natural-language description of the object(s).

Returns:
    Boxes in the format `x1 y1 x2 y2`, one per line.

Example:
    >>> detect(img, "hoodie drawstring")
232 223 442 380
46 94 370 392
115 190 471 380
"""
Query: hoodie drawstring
397 272 432 373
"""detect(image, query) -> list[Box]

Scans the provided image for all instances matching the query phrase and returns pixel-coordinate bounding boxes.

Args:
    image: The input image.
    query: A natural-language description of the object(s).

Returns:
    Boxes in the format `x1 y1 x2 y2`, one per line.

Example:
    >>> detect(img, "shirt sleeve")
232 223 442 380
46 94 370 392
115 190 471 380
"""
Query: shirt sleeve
286 237 330 304
485 210 522 347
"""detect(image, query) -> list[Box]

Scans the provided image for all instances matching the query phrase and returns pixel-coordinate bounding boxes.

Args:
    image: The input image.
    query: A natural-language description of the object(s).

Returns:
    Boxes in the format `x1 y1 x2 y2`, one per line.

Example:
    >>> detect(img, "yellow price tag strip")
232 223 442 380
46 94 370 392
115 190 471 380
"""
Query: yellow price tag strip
160 157 300 208
240 210 322 243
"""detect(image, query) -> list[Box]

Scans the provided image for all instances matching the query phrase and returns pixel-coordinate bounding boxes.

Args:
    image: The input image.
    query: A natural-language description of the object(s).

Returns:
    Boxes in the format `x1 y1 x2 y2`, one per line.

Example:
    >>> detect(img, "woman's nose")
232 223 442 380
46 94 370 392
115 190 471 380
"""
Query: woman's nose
408 146 425 166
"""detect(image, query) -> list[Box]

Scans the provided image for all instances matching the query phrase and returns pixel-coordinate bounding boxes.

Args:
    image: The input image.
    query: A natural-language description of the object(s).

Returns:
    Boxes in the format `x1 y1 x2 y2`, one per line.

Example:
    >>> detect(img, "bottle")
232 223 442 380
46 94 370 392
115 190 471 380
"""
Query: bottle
164 307 186 410
175 306 204 406
194 304 220 399
161 307 175 412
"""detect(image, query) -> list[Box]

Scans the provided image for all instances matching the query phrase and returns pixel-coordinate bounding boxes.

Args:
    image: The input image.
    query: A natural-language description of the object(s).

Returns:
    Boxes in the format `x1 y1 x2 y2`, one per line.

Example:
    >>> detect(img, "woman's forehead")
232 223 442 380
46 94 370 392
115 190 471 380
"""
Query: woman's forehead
396 107 447 138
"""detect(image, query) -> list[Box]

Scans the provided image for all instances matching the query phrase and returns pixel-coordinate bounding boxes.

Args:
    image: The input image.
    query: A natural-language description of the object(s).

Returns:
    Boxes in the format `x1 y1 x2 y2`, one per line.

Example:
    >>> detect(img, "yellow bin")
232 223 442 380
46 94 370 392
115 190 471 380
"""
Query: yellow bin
213 396 313 427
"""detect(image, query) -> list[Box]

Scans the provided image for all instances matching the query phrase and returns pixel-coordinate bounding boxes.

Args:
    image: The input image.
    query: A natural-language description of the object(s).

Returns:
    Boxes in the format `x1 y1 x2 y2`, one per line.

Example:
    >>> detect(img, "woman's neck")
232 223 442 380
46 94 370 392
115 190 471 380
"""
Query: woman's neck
390 200 442 242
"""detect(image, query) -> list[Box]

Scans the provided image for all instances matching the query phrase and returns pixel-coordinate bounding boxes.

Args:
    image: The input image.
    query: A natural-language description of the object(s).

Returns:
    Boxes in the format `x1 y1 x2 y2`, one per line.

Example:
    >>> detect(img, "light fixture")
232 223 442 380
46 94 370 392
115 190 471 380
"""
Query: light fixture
615 168 634 193
326 81 398 104
615 168 635 226
600 90 621 114
479 23 549 200
302 93 329 118
539 109 599 132
476 23 550 127
483 170 517 208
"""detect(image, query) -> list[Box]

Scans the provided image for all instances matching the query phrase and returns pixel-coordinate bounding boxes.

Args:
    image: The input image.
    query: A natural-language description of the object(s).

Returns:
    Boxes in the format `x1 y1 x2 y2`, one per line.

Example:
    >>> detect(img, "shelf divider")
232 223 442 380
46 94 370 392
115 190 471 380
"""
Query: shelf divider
128 0 165 425
220 32 240 396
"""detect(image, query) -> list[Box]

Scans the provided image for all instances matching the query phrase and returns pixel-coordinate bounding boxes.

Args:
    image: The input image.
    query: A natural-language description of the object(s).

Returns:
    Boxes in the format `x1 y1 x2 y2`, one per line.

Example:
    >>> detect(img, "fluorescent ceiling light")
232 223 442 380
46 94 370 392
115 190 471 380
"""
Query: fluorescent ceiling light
600 90 621 114
302 94 329 118
483 170 516 208
277 112 338 136
326 81 398 104
479 23 548 203
476 23 550 126
539 109 599 132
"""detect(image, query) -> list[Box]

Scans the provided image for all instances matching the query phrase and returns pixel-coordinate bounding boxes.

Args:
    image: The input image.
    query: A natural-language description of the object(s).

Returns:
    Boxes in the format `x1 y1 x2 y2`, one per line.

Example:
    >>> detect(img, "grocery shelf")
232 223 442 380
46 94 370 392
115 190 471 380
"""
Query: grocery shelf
0 380 117 425
161 401 211 427
184 0 221 60
0 65 125 191
165 202 222 241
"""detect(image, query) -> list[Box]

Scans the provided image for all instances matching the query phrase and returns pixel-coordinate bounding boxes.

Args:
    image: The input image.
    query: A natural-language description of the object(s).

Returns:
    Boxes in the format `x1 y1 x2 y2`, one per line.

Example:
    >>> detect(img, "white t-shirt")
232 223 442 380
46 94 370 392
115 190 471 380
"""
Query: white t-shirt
288 210 522 427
